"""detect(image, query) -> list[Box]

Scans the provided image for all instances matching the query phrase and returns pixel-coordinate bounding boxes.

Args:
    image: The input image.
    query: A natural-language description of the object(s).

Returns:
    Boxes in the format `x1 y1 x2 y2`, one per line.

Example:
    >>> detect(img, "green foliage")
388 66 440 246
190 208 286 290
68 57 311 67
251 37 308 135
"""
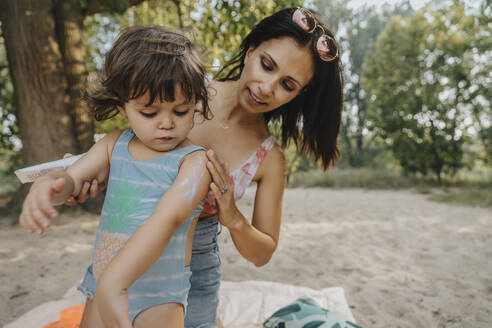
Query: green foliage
334 137 395 169
315 0 414 168
290 166 492 207
312 0 352 34
84 12 123 72
79 0 134 14
289 167 421 189
186 0 300 71
123 0 186 26
0 153 20 196
84 14 125 133
94 114 130 134
429 186 492 207
100 0 132 13
470 0 492 164
427 169 492 207
0 26 20 170
362 1 481 182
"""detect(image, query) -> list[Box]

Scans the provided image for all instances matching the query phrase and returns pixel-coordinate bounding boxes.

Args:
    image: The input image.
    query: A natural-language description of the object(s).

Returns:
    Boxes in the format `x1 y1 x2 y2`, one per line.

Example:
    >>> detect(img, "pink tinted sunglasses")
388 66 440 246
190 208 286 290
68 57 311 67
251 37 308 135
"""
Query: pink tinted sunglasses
292 7 339 62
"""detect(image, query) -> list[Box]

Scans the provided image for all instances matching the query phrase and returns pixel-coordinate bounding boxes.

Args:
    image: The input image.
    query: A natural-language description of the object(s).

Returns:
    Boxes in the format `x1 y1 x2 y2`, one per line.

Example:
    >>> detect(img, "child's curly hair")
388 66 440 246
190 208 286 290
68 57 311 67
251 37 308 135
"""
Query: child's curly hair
85 25 210 121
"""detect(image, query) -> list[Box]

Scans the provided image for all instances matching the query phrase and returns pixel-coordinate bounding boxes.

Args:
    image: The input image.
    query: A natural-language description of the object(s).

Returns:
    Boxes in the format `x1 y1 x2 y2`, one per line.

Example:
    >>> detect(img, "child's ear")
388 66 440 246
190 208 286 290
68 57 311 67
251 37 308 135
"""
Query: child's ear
117 105 128 118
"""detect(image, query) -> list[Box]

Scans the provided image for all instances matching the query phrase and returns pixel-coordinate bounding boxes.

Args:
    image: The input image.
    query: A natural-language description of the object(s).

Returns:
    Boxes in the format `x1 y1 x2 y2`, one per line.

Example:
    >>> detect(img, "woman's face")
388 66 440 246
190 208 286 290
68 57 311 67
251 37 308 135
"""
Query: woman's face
238 37 315 114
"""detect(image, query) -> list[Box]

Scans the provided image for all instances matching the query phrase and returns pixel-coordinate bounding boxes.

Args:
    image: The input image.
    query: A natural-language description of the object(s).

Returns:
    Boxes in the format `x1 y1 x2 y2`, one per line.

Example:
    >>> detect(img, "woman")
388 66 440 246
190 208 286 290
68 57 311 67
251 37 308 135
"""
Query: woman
70 7 343 327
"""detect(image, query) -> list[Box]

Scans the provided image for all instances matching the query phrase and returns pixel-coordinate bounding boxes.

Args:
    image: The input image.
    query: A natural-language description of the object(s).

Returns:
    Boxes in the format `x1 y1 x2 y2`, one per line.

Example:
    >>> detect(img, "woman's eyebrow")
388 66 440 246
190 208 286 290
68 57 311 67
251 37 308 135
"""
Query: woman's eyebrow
263 51 302 87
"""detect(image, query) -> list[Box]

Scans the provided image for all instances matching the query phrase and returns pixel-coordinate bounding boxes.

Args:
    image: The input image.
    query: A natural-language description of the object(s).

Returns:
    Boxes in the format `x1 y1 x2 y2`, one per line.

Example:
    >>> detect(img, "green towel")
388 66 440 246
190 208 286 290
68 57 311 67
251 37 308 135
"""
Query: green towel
263 297 361 328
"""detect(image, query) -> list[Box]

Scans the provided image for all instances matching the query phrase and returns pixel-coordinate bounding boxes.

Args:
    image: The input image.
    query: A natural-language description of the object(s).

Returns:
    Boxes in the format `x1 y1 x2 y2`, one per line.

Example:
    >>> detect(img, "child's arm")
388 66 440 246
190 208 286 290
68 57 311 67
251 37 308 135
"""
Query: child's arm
94 150 211 327
18 130 122 234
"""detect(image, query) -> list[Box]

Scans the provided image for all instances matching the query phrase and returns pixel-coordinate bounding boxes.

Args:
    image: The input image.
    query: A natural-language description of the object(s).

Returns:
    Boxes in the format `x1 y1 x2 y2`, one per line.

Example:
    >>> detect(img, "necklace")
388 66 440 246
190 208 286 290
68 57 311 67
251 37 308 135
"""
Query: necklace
219 116 264 130
219 119 230 129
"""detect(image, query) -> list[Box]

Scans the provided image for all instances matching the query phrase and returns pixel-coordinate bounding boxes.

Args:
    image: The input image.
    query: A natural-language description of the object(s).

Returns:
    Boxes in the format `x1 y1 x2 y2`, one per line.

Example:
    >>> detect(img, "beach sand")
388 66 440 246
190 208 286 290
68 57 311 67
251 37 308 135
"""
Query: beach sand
1 187 491 327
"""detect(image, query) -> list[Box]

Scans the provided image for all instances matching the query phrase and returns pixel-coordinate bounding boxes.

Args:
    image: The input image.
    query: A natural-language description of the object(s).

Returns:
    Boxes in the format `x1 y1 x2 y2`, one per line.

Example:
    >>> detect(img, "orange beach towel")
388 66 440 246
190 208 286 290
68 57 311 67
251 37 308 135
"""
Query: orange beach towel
43 305 84 328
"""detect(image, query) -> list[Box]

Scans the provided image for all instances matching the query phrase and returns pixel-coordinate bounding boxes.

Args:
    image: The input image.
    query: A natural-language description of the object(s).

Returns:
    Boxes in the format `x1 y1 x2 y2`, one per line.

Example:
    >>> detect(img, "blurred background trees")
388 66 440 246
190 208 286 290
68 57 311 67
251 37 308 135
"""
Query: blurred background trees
0 0 491 213
362 1 479 182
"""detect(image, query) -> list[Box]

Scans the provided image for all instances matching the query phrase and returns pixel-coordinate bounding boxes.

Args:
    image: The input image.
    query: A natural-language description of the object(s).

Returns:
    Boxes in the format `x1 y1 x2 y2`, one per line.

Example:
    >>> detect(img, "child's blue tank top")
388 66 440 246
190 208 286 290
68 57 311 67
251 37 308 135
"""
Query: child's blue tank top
85 129 205 318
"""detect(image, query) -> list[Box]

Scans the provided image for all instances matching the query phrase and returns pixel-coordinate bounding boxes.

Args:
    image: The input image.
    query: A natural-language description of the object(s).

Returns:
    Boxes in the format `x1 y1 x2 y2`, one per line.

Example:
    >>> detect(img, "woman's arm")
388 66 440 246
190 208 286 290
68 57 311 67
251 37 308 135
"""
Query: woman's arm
94 151 211 326
206 146 286 266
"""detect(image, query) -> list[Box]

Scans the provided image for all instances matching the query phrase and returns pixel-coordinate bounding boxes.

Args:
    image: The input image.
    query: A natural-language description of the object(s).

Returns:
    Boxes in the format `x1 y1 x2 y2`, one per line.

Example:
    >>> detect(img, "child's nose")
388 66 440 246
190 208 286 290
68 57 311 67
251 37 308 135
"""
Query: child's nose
158 115 174 129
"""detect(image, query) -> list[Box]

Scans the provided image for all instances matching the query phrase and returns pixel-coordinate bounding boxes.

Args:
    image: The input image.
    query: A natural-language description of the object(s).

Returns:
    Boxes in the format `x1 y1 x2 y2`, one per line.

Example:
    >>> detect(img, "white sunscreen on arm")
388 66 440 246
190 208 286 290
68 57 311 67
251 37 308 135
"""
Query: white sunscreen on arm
178 157 205 204
14 153 86 184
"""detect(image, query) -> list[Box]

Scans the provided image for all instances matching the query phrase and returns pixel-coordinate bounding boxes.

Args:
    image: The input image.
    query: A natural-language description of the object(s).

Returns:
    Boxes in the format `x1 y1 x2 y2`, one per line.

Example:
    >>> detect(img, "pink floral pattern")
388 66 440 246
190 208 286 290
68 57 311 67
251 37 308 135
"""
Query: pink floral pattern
256 146 268 162
241 163 251 175
202 136 277 214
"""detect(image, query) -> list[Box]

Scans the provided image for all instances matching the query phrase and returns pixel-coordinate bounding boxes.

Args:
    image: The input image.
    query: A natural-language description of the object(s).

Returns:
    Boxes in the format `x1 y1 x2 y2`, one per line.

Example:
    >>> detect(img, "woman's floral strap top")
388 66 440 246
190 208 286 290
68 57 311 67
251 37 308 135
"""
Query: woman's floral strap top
201 135 277 215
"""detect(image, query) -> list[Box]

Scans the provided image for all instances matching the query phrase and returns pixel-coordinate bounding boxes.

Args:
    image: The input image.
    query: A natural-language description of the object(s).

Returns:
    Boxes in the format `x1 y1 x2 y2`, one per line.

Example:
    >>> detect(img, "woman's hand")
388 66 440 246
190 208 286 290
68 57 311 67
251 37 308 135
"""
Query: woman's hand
206 149 240 228
62 153 105 205
94 278 133 328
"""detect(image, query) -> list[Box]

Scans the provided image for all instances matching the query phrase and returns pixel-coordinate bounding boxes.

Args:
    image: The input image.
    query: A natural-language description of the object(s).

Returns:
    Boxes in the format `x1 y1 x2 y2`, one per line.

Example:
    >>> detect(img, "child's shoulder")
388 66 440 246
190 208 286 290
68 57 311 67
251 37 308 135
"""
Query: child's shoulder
177 149 211 185
97 129 126 145
178 146 208 172
92 130 126 159
181 145 207 163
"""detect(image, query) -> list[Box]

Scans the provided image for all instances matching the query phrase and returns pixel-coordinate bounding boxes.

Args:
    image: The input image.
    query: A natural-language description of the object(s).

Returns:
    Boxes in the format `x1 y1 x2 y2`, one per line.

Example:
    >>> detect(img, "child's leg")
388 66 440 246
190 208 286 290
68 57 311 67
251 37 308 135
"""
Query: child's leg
133 302 184 328
80 298 104 328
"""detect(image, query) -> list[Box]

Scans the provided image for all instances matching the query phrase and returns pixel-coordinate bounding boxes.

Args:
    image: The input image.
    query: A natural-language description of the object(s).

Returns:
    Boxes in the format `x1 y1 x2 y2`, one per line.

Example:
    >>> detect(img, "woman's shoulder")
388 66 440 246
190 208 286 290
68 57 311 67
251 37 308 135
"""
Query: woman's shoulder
256 141 286 180
264 142 285 167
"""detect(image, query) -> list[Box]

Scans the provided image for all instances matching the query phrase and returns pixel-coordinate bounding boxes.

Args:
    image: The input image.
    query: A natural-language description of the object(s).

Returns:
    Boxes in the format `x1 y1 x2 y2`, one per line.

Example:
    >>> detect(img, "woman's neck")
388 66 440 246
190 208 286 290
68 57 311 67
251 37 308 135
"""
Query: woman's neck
214 80 264 129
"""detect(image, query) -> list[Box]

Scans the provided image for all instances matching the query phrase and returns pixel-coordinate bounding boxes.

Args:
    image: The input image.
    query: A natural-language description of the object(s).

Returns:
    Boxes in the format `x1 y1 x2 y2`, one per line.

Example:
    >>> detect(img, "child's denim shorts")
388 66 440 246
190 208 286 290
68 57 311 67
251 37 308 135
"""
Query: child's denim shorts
185 219 221 328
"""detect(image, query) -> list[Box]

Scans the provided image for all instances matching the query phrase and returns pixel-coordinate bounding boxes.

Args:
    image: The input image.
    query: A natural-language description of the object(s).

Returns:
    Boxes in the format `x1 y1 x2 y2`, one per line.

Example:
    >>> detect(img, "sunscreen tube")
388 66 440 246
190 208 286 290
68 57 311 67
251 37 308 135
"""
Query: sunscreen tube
14 153 86 184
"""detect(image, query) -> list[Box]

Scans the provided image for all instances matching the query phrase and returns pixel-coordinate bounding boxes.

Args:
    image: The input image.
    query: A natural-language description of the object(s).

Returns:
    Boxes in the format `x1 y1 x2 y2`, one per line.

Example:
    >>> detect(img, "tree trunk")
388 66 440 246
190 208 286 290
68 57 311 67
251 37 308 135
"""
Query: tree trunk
55 0 94 152
2 0 78 213
355 77 367 167
172 0 184 29
341 114 355 167
3 0 78 164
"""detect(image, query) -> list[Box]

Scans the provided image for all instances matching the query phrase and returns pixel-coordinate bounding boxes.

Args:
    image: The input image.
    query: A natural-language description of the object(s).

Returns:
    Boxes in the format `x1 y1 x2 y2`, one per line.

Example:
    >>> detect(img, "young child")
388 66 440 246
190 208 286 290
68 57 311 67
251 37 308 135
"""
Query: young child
19 26 211 327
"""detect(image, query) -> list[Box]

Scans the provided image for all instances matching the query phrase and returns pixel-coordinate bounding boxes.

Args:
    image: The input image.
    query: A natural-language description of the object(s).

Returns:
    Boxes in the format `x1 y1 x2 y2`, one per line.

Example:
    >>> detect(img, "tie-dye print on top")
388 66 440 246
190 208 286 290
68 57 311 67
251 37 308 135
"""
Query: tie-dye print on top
201 136 277 215
88 129 205 295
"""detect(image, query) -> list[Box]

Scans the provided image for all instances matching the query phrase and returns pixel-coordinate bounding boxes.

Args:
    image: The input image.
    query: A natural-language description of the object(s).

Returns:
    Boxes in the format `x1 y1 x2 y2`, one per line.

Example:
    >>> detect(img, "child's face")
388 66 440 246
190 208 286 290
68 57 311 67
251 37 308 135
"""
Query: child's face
120 88 195 152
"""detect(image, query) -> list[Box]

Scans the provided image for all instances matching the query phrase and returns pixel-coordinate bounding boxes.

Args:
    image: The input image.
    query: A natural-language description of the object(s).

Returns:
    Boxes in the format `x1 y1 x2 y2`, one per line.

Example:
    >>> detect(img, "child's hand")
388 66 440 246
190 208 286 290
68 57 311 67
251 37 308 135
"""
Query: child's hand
19 176 70 234
94 283 133 328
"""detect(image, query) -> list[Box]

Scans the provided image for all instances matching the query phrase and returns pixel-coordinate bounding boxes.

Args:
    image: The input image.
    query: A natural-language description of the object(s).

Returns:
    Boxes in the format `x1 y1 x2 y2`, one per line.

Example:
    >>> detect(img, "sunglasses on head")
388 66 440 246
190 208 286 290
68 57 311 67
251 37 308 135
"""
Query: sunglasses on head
292 7 339 62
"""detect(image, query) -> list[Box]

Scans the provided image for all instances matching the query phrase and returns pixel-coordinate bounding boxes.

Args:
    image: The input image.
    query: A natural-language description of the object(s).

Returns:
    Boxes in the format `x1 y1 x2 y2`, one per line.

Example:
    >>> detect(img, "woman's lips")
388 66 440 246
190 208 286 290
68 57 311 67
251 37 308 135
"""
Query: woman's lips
247 88 266 106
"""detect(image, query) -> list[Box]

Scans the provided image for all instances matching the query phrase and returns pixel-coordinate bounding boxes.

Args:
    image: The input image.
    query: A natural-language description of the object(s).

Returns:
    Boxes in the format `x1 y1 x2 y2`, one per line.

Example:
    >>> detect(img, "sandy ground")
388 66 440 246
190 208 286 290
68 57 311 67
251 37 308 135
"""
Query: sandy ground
1 187 491 327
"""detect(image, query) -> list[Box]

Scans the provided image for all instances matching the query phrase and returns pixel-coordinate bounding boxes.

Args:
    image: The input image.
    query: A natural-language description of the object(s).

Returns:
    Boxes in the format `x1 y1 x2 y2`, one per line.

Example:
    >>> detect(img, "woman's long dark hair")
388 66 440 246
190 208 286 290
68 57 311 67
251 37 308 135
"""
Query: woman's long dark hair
216 8 343 170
